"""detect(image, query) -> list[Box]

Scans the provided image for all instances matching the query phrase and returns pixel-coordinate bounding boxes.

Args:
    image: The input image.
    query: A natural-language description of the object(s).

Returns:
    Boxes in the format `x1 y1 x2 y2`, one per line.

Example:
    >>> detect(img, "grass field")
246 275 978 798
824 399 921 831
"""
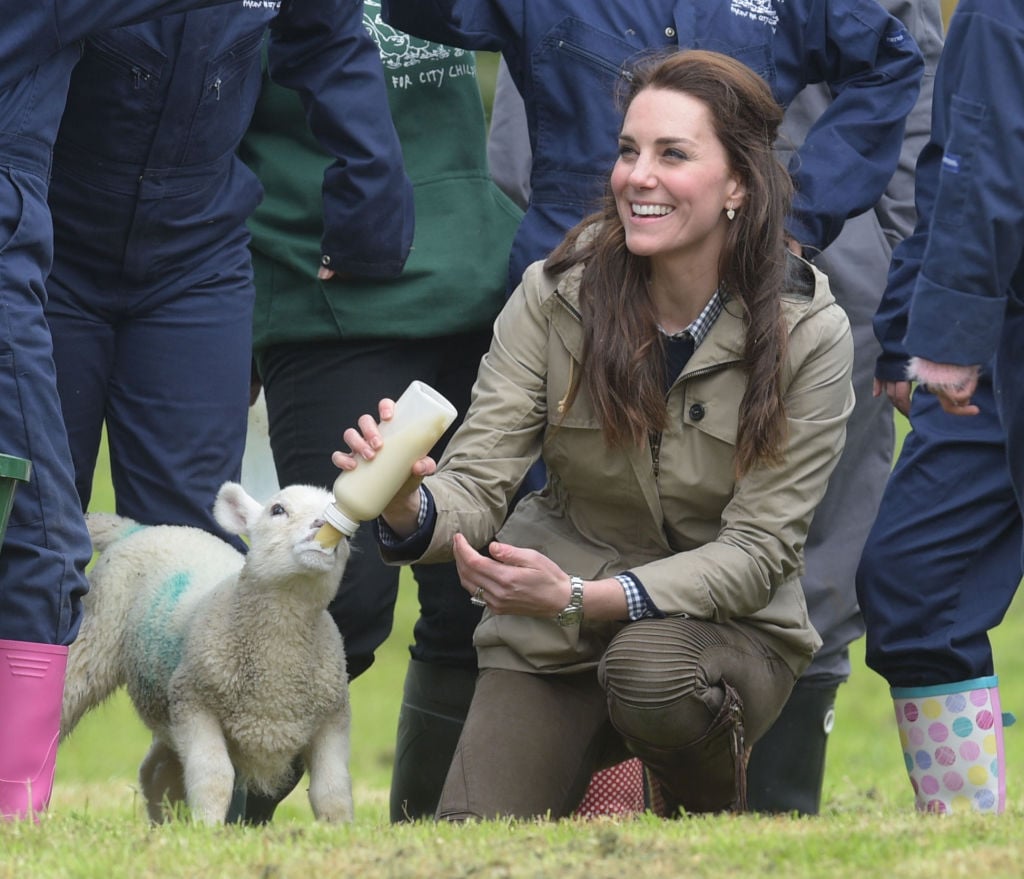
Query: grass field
14 8 1024 872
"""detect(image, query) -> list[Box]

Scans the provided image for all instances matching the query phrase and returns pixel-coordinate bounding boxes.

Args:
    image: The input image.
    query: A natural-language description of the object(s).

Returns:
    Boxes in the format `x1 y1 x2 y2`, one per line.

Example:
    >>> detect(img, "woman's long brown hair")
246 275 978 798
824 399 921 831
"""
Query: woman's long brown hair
546 49 793 477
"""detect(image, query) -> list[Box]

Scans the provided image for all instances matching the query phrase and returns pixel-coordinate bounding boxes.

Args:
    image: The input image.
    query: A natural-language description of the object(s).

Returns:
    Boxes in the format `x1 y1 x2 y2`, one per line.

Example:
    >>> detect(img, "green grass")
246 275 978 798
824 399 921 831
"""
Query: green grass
5 418 1024 877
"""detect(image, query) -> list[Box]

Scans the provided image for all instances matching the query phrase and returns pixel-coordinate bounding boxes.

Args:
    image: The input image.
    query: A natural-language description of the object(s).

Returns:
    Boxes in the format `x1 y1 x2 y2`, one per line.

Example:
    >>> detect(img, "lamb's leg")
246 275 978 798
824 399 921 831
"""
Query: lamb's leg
171 709 235 825
304 707 353 823
139 737 187 823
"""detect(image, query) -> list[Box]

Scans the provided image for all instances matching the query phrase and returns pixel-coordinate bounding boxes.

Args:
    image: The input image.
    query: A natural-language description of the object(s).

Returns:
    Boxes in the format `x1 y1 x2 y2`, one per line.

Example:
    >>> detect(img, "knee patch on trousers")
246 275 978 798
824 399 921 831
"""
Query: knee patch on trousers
616 681 747 815
599 618 730 746
599 620 749 813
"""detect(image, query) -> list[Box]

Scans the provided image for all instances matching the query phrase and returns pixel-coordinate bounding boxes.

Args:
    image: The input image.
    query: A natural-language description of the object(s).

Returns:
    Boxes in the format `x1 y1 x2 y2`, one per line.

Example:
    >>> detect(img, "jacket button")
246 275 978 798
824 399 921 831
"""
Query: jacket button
665 26 676 38
689 403 705 422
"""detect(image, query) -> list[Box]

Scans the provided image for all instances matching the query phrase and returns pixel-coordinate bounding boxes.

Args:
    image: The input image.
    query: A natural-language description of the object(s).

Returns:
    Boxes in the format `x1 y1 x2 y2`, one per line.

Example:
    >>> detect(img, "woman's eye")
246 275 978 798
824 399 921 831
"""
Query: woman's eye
664 148 687 160
617 144 637 158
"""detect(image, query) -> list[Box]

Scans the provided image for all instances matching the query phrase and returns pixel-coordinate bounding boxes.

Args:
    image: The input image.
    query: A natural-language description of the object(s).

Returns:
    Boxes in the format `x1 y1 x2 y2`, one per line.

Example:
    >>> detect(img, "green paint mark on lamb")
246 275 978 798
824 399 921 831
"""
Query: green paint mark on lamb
136 571 193 699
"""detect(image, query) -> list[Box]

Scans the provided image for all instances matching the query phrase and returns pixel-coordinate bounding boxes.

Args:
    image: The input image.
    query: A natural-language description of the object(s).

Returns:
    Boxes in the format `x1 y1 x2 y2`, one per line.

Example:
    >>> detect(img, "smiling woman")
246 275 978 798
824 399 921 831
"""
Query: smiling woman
329 48 855 821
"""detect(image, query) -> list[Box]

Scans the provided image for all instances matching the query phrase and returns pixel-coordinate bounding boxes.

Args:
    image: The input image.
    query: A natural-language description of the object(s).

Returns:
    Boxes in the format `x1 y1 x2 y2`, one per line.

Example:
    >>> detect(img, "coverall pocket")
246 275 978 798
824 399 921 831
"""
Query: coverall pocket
933 94 987 230
61 32 168 165
184 29 266 163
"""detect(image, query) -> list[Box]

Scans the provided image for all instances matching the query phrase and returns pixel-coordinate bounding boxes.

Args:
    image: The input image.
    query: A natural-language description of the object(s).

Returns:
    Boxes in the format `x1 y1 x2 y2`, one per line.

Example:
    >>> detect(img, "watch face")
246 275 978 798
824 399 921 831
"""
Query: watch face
557 606 583 626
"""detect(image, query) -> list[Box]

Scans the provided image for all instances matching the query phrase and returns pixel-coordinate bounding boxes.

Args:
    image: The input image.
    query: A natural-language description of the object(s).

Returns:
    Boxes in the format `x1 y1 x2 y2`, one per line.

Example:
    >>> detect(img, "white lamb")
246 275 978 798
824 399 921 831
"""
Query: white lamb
61 481 353 825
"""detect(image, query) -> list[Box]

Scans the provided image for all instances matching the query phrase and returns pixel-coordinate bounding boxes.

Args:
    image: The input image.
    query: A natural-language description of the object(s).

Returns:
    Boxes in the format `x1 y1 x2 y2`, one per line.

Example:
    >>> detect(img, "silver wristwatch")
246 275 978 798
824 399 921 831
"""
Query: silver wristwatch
556 575 584 627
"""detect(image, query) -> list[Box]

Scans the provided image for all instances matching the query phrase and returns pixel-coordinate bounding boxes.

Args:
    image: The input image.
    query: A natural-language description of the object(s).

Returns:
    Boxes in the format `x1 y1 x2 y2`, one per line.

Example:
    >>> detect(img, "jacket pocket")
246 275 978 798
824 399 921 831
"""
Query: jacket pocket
680 372 741 447
658 371 743 513
0 165 50 267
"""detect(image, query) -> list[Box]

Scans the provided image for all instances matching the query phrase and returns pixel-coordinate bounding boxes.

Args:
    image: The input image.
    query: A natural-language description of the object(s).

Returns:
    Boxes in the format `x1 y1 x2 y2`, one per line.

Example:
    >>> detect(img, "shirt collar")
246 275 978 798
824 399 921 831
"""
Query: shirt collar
659 289 725 349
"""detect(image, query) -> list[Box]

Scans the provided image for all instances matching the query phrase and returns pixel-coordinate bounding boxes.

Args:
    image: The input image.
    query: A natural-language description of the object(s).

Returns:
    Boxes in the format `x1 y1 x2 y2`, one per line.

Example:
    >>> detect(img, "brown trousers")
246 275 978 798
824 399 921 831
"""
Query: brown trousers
436 618 796 820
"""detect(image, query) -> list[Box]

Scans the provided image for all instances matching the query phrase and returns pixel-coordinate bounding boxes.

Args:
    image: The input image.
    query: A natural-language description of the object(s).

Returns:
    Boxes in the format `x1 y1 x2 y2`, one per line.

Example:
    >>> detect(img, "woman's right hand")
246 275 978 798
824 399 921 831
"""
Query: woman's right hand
330 398 437 537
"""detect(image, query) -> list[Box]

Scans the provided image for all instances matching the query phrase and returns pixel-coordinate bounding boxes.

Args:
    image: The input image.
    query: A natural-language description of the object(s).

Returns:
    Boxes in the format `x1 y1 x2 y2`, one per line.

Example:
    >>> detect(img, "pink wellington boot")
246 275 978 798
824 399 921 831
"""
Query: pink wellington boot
0 639 68 821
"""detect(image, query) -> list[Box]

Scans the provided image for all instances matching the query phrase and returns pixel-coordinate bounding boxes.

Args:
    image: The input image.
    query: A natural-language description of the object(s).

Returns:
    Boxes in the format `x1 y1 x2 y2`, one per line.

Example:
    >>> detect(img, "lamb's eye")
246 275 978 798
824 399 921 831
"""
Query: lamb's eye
269 503 286 517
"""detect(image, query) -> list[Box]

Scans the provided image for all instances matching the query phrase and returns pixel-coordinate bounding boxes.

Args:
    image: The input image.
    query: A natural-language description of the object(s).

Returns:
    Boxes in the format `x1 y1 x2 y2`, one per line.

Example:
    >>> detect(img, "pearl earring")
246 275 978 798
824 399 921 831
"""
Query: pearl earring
726 206 736 221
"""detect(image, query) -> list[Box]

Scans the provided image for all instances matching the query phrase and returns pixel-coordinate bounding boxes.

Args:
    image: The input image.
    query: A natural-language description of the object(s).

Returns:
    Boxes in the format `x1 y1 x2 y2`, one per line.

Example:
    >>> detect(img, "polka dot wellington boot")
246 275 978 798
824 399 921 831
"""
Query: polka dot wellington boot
891 676 1014 814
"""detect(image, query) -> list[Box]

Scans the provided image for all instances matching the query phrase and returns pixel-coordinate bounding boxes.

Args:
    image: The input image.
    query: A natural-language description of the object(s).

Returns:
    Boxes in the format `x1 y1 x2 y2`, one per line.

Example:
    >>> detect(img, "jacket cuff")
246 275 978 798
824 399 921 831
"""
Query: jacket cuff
319 251 410 281
875 353 912 383
375 487 436 561
904 275 1006 366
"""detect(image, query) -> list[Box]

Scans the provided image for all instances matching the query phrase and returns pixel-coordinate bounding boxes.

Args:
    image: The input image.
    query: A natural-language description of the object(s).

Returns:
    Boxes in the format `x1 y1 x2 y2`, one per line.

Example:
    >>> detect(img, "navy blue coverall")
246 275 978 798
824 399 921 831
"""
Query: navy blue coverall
43 1 413 560
0 0 257 646
857 0 1024 687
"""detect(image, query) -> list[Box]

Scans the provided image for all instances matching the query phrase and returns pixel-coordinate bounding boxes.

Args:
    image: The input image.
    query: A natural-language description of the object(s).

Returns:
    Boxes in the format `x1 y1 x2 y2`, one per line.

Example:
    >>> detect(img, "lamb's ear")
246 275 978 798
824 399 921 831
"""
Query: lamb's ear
212 482 263 536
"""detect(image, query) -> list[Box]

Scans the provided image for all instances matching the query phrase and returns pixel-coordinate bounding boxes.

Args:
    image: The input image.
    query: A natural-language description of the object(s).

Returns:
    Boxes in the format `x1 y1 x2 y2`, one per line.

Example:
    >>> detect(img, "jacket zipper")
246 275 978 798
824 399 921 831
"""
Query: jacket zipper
553 290 582 321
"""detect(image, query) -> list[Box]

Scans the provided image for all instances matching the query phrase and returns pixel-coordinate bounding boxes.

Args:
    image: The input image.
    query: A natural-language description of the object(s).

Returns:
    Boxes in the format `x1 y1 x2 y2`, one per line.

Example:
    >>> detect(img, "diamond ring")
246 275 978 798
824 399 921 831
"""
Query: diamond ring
470 588 487 608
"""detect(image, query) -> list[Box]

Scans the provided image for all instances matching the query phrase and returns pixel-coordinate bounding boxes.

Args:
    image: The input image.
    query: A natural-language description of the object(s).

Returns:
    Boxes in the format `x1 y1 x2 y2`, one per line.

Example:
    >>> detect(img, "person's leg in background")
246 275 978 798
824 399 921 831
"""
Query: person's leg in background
107 267 254 553
48 246 256 554
39 264 112 518
0 168 92 820
746 211 895 815
856 376 1023 813
389 563 480 822
388 330 489 822
745 0 945 815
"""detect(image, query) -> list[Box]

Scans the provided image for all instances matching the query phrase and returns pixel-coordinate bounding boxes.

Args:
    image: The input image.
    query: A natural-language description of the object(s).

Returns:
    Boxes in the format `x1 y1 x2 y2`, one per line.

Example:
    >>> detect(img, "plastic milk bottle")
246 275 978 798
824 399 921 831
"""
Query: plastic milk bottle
314 381 458 548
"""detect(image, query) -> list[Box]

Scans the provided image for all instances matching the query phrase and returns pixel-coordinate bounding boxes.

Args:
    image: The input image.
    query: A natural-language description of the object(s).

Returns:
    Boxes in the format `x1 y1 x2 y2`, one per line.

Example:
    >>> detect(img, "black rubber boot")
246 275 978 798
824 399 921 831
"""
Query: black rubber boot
745 680 838 815
224 780 249 824
237 758 303 825
389 659 477 823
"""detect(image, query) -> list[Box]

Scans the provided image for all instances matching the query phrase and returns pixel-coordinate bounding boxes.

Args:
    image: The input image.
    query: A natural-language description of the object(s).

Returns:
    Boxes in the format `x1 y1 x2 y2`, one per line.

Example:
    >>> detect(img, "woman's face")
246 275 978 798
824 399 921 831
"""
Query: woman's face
611 87 745 271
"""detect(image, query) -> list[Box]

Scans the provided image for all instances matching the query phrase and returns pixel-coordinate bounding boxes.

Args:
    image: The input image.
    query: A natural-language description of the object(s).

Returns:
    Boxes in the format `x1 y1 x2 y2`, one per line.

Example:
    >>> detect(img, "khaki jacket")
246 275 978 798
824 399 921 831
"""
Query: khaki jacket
394 255 854 677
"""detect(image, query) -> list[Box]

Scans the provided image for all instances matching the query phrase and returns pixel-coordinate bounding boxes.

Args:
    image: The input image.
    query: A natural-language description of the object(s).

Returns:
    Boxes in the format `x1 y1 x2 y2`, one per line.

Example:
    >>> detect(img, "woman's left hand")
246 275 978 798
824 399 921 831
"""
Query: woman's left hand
452 533 570 617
